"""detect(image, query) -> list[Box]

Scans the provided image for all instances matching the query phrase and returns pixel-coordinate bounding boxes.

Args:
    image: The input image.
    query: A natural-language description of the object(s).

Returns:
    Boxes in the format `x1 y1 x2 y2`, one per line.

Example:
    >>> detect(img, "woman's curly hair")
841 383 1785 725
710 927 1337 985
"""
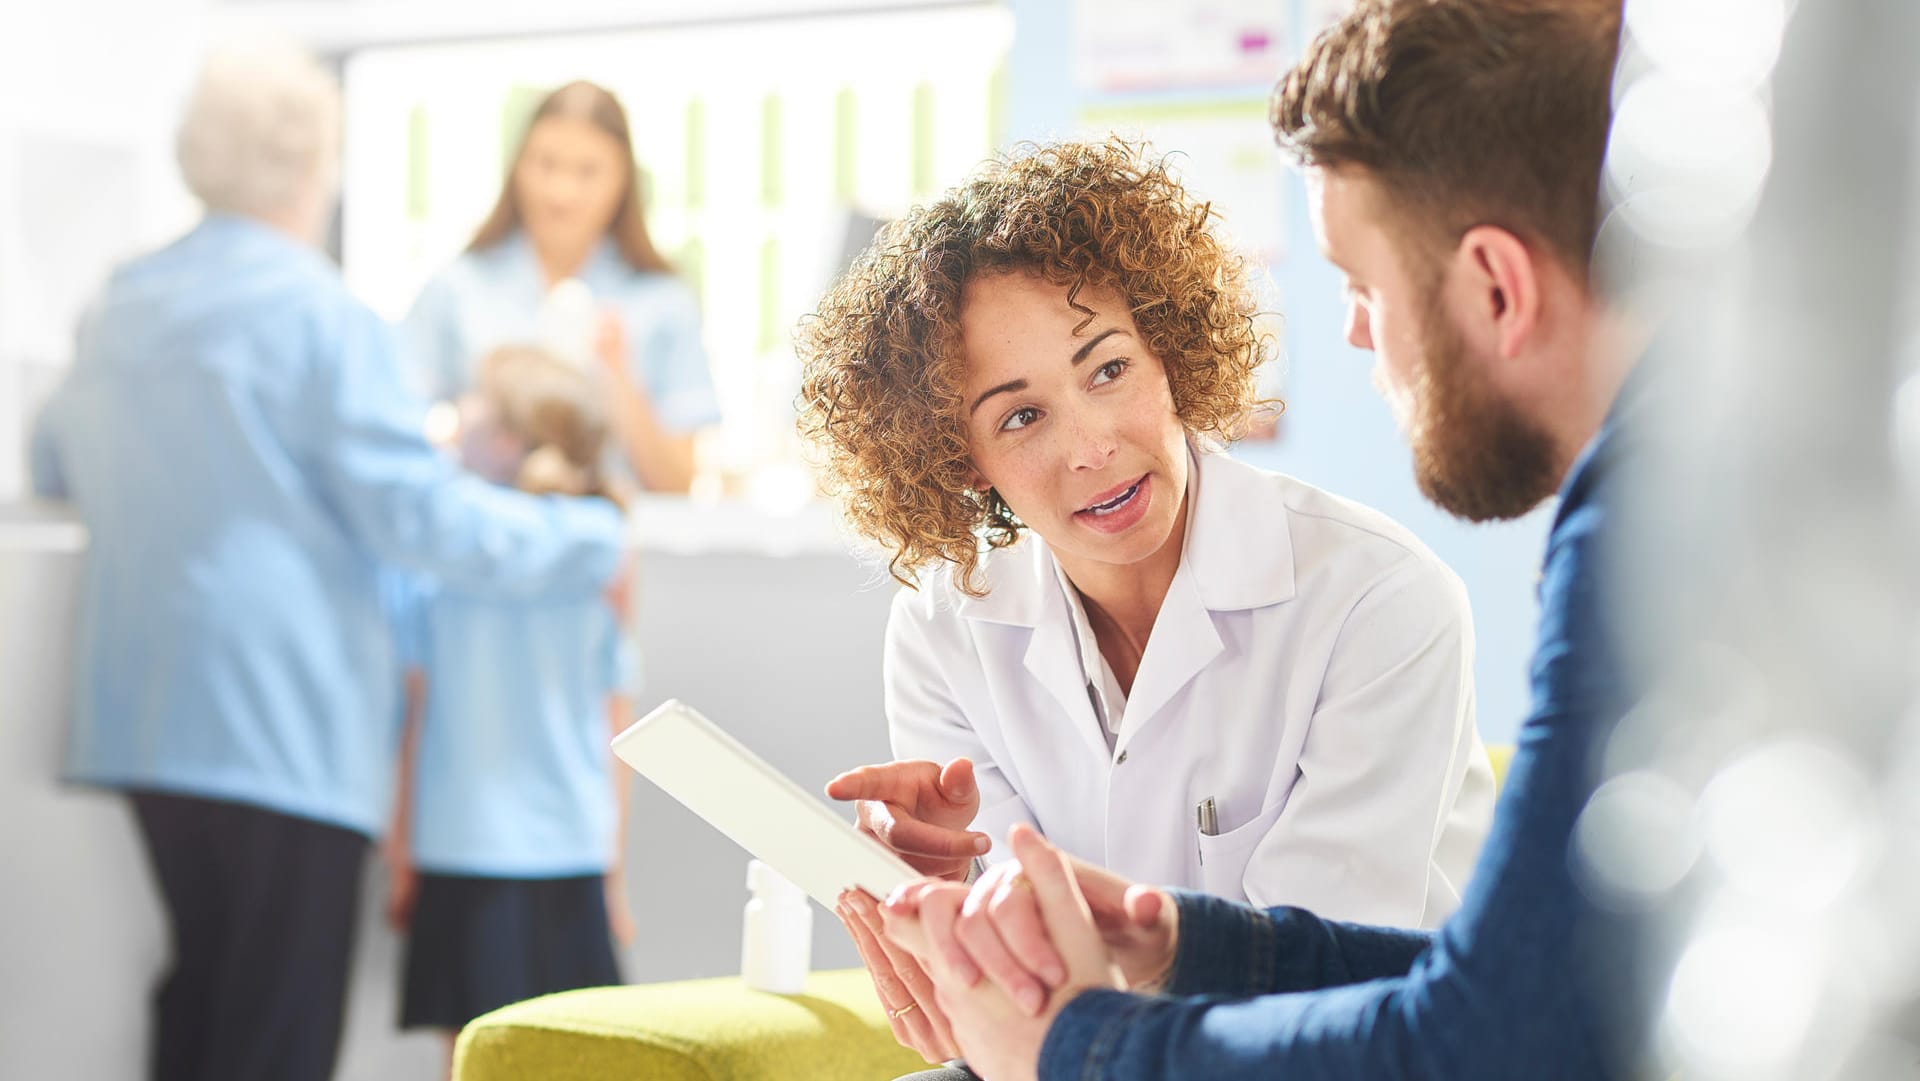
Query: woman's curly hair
796 137 1272 596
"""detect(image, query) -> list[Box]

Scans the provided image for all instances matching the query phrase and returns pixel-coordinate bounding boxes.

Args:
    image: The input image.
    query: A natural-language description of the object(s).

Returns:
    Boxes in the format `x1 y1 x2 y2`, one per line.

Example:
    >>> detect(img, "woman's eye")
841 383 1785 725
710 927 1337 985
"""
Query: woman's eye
1092 358 1128 385
1000 406 1041 432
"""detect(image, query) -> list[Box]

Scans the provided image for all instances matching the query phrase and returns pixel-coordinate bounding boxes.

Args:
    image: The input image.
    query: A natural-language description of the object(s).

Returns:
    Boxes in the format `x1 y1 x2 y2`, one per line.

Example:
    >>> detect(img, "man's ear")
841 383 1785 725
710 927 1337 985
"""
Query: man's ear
1456 225 1541 361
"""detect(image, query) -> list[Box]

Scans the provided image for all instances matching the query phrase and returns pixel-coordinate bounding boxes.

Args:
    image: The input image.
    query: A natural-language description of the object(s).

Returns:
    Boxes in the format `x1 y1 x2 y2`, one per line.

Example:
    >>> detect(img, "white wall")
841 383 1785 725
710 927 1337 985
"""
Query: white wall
0 2 208 500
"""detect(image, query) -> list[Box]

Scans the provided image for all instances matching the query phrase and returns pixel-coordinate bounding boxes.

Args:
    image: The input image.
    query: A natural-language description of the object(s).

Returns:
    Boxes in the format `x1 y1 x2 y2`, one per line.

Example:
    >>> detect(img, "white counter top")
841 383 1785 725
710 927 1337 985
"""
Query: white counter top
0 501 86 550
0 495 873 561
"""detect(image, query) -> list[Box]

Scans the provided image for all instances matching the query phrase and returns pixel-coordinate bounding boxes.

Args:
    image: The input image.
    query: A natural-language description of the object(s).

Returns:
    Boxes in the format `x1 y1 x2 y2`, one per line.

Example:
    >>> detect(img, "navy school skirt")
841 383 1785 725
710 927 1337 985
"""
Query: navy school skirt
400 872 623 1031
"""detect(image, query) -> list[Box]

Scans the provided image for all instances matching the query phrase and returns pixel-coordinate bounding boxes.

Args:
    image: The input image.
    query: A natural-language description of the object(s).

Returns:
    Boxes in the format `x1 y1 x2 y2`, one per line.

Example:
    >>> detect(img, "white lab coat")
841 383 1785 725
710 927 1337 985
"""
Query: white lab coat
884 450 1495 928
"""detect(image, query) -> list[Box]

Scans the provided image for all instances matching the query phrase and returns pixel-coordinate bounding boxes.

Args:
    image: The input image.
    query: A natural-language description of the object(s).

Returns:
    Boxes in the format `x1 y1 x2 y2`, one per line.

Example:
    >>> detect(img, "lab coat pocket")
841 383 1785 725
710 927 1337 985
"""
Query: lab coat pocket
1196 797 1288 901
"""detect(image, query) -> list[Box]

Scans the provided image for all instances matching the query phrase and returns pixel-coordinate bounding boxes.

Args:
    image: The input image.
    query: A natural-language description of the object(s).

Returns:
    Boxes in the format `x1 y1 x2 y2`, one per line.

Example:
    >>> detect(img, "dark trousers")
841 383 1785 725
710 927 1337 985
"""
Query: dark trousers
130 790 369 1081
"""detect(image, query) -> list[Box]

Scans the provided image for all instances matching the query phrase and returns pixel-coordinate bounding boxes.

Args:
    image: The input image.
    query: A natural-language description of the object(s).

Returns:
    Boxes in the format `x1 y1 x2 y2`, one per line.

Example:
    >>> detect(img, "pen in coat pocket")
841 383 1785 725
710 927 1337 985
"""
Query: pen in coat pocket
1196 797 1219 864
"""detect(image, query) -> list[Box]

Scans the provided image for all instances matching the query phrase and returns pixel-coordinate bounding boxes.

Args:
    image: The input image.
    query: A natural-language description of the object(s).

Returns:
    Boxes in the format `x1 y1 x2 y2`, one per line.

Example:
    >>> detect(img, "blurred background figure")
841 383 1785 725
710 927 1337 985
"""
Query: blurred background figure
1588 1 1920 1078
26 42 628 1081
400 81 720 493
385 344 639 1077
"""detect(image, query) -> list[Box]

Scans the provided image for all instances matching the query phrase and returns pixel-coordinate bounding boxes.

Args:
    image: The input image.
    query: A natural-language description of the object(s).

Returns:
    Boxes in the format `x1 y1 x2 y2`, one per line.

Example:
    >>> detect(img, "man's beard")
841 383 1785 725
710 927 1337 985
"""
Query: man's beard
1407 304 1561 523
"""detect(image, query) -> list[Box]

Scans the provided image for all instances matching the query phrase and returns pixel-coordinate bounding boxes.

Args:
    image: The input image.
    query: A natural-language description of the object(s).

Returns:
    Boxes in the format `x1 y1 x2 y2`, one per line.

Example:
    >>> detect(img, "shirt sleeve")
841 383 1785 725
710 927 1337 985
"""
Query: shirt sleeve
381 572 428 671
631 280 722 432
1160 892 1434 999
883 586 1039 859
1233 555 1487 926
300 298 625 600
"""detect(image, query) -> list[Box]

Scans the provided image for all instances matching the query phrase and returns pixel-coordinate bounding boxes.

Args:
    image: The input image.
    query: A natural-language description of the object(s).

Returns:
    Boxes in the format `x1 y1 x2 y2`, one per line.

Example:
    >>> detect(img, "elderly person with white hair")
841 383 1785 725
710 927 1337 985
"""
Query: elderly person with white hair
29 44 629 1081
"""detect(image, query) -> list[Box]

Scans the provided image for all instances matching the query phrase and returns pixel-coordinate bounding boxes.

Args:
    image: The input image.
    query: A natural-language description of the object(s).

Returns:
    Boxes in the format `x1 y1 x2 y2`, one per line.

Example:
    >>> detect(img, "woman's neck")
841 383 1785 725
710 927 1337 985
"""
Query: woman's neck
529 233 596 287
1056 492 1189 691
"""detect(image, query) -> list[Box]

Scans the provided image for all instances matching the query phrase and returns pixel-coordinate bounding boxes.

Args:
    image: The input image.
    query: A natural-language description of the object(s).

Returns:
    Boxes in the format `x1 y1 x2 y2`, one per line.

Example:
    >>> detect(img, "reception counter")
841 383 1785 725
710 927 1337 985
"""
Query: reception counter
0 496 899 1080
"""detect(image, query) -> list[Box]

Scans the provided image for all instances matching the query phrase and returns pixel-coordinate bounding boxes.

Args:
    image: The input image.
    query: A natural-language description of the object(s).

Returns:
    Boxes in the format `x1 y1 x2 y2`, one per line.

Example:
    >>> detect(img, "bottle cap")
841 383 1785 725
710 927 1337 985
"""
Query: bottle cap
746 859 808 907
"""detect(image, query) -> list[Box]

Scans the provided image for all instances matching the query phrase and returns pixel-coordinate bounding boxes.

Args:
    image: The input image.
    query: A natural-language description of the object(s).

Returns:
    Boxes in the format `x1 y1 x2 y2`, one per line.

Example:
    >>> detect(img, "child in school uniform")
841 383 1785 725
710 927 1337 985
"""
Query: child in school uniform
384 343 638 1061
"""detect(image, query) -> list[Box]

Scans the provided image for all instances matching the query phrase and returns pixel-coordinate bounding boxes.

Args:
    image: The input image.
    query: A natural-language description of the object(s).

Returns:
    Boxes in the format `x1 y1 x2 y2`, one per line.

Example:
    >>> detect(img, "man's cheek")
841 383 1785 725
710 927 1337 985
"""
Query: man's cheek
1371 362 1414 424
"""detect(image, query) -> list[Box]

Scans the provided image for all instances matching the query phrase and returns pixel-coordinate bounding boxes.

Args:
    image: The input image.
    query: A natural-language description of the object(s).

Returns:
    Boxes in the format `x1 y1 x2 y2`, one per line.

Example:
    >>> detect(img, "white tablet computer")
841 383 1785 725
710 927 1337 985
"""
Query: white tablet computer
611 699 918 908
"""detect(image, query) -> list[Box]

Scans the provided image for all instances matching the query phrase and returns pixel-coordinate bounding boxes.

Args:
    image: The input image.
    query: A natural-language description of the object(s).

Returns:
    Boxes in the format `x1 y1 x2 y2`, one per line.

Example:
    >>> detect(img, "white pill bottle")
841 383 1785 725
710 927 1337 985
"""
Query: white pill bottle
741 860 812 994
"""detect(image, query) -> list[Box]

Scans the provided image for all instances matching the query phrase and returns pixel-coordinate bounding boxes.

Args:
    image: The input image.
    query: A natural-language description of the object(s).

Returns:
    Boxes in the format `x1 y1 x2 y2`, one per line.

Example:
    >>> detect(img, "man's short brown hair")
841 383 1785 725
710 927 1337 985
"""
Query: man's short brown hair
1272 0 1623 278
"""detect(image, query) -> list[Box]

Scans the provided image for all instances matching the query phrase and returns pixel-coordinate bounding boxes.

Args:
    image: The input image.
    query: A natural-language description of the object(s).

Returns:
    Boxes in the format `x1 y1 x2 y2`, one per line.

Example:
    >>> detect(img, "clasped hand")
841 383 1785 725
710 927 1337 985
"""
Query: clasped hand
874 825 1179 1081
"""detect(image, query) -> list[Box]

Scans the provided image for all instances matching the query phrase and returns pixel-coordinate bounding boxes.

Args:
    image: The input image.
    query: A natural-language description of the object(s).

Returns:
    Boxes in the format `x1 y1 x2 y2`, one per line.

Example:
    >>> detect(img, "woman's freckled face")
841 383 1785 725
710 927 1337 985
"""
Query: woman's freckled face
958 272 1188 571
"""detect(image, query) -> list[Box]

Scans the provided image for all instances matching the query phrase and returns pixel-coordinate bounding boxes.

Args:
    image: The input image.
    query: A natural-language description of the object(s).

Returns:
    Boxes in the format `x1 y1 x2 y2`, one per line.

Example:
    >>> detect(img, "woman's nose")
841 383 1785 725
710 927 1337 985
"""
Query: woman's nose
1064 411 1119 471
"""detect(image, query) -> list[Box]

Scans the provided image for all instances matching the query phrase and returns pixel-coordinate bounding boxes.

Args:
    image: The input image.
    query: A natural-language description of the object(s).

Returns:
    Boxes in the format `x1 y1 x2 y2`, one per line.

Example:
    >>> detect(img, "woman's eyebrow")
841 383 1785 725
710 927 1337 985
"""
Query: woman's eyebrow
1070 327 1126 367
968 328 1133 416
970 379 1027 416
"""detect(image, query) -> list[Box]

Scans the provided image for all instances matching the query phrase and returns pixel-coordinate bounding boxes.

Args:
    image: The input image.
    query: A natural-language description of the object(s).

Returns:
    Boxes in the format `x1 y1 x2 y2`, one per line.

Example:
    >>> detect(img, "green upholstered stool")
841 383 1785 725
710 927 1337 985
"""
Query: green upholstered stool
454 968 931 1081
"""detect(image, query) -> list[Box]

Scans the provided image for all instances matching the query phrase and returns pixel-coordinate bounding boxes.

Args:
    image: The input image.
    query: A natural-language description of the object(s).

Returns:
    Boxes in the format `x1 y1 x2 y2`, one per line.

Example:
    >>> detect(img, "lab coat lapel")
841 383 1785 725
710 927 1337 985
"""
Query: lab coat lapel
958 538 1111 760
1184 449 1295 611
1113 561 1222 754
1021 608 1112 760
1113 450 1294 754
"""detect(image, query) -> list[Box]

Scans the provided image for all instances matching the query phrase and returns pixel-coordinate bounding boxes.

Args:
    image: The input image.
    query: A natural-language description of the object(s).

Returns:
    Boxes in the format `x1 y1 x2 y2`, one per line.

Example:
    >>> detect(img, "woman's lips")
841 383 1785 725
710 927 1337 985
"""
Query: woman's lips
1073 474 1151 534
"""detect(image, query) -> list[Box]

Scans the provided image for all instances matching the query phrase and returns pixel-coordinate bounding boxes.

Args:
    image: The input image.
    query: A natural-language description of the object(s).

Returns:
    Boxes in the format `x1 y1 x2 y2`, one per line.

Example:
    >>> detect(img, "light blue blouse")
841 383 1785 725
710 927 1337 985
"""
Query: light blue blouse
393 580 639 877
400 232 722 432
30 214 626 835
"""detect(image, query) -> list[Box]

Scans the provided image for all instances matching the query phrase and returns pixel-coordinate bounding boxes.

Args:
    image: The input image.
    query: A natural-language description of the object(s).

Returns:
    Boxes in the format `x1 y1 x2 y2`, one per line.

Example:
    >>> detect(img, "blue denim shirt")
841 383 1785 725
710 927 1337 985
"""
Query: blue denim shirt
31 215 627 834
1040 372 1645 1081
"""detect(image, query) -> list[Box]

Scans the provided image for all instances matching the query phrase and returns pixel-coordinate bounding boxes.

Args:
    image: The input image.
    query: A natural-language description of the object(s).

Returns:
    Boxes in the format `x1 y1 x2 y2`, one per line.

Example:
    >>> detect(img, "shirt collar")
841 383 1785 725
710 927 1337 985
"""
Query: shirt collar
953 445 1298 626
1552 358 1650 532
491 230 628 290
192 212 322 263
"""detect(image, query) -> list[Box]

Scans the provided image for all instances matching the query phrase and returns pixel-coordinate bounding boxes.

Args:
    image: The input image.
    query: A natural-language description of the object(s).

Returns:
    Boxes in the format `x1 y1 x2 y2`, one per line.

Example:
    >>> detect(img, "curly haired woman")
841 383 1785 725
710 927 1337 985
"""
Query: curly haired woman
799 139 1495 1065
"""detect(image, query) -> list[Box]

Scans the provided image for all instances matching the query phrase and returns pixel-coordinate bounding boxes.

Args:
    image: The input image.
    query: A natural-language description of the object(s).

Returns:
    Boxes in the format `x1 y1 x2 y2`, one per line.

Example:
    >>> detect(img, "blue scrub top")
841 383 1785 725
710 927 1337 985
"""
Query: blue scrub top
400 231 722 433
394 580 639 877
30 214 627 835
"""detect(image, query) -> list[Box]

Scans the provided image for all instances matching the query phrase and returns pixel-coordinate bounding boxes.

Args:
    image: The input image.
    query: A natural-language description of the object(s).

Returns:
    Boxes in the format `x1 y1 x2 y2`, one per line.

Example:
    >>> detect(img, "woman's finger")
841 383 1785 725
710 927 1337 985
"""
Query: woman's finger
881 878 955 921
1006 825 1109 976
850 891 956 1060
912 879 981 987
838 899 916 1046
825 760 940 805
955 888 1049 1015
863 802 990 861
1124 883 1166 927
1067 853 1145 930
977 867 1068 991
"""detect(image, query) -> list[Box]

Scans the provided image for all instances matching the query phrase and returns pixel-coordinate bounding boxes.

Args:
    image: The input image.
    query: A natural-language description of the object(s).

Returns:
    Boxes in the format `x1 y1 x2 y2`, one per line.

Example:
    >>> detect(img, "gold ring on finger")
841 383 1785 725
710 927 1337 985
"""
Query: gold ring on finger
888 1002 921 1020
